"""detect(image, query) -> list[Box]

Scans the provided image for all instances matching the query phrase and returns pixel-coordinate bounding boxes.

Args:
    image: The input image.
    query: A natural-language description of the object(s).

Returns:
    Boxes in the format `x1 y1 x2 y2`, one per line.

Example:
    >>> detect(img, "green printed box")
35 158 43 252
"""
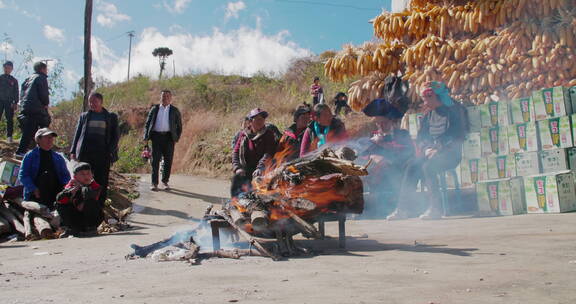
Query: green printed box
466 106 482 132
481 127 509 156
480 101 509 128
539 148 576 173
509 97 535 124
524 171 576 213
515 151 540 176
408 113 424 138
508 122 538 153
570 86 576 113
462 133 482 159
460 158 485 188
533 86 572 120
0 159 20 187
537 116 573 150
477 178 526 216
487 154 516 180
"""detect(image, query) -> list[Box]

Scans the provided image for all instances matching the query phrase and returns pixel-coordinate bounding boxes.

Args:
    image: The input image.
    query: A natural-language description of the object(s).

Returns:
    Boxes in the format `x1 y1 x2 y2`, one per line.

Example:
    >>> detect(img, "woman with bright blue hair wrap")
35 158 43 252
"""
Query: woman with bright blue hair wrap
387 81 466 220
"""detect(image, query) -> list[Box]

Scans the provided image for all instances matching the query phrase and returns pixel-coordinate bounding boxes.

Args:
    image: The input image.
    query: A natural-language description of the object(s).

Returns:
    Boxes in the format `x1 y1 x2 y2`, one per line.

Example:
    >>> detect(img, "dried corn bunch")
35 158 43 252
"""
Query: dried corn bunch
347 72 388 111
324 44 358 82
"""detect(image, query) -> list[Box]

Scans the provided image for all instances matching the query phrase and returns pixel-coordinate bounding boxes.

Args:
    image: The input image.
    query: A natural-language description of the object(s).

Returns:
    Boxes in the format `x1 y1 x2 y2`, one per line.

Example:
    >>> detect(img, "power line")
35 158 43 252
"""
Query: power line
66 32 128 56
273 0 380 11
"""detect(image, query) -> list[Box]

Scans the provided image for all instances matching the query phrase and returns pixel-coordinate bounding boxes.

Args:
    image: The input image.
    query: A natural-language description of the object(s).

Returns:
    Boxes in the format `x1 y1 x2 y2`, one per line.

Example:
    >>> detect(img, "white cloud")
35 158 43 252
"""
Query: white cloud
91 26 312 83
43 25 66 44
163 0 191 14
0 1 5 9
225 1 246 20
96 0 131 27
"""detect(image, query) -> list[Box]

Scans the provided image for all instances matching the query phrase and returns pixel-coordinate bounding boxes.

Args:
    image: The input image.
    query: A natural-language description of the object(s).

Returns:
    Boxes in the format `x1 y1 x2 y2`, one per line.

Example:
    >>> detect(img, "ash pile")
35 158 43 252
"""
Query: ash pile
128 147 368 263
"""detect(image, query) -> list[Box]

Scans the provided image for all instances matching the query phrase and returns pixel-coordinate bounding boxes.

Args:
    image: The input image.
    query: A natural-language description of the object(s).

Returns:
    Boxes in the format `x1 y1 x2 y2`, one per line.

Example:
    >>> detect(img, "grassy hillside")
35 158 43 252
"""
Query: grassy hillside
49 55 371 177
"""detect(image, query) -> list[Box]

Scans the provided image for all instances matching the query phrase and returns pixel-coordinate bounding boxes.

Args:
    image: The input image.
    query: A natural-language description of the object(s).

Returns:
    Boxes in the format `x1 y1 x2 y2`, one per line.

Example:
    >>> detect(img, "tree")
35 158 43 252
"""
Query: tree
152 47 173 80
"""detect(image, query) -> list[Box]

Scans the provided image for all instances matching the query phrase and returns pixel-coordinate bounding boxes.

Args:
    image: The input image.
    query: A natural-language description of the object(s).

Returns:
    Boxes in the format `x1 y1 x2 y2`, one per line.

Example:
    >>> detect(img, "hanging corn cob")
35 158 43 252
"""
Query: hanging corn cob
326 0 576 110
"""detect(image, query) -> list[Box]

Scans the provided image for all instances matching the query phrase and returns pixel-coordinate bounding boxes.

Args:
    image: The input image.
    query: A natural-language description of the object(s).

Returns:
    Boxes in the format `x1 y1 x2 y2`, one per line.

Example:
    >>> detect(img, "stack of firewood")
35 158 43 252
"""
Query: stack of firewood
0 197 60 240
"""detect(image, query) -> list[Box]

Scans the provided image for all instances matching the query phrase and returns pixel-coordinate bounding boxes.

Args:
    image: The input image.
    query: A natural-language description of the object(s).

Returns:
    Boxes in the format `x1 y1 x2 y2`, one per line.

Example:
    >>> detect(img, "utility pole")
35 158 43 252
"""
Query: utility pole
83 0 93 112
127 30 135 81
173 59 175 78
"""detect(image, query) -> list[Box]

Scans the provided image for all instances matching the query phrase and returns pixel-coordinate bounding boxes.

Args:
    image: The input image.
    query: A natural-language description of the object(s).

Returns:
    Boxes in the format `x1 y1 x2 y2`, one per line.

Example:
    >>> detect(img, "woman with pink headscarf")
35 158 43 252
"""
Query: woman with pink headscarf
387 81 466 220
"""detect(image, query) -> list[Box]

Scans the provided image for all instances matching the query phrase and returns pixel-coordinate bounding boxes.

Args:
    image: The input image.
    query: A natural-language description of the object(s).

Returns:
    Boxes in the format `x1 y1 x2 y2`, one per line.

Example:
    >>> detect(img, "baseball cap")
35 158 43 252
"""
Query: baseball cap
73 162 92 174
34 128 58 142
3 61 13 67
247 108 268 119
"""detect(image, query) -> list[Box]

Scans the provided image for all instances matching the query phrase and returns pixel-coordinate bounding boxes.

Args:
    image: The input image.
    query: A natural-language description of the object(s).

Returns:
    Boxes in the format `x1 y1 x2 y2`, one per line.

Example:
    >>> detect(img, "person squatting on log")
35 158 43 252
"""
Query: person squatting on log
360 97 414 214
56 162 101 237
387 81 466 220
70 92 119 224
0 61 19 143
143 90 183 191
300 103 347 157
276 103 311 162
231 108 278 197
19 128 70 211
15 61 51 157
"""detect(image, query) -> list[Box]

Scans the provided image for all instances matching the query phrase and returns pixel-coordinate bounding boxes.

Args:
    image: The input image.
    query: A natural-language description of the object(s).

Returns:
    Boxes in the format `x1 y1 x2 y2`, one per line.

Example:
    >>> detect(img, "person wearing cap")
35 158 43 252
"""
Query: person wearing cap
15 61 51 157
300 103 347 157
310 77 323 105
276 103 311 162
70 92 119 213
0 61 18 143
56 162 102 237
231 108 277 197
18 128 70 210
359 98 414 216
143 90 182 191
388 81 466 220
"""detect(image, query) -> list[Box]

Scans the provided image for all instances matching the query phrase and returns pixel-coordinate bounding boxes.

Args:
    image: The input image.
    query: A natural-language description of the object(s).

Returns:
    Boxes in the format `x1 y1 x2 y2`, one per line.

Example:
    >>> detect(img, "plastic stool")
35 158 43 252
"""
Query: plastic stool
438 169 461 216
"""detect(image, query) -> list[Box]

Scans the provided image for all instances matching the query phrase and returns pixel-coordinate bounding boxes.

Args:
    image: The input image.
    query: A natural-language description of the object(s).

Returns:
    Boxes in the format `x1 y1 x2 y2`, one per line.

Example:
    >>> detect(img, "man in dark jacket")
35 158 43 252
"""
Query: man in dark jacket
231 108 277 197
70 92 119 222
143 90 182 191
0 61 19 143
15 61 51 157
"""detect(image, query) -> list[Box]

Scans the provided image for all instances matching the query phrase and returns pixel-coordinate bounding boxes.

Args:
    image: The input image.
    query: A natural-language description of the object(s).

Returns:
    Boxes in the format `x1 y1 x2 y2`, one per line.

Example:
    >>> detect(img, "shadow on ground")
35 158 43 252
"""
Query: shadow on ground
163 188 228 205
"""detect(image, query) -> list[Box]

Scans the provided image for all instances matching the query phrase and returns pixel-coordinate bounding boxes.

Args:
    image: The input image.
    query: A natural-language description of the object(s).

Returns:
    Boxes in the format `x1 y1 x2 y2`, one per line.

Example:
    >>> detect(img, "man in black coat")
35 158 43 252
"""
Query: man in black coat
0 61 19 143
143 90 182 191
15 61 51 157
70 92 119 224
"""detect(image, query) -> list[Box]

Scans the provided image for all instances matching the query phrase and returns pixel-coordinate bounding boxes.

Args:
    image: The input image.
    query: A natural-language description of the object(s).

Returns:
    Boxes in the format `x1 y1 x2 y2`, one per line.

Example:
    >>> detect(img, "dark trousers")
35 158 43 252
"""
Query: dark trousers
150 132 175 185
398 149 461 212
57 199 101 231
79 153 111 225
0 101 14 137
16 114 49 155
230 173 253 198
312 96 319 105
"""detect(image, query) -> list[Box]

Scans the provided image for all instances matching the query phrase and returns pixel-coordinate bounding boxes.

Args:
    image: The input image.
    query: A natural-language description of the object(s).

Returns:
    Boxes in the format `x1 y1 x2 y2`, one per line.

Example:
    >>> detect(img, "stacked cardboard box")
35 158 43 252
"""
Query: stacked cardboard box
405 86 576 215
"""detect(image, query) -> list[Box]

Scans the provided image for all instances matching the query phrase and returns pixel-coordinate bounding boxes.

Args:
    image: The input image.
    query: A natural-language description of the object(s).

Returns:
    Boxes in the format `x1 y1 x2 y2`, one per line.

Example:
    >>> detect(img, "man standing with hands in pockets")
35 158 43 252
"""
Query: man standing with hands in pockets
143 90 182 191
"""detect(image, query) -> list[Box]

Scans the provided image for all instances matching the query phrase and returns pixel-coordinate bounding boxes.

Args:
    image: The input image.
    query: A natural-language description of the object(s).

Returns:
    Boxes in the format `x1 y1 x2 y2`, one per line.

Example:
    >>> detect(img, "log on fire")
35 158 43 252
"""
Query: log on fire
228 146 368 238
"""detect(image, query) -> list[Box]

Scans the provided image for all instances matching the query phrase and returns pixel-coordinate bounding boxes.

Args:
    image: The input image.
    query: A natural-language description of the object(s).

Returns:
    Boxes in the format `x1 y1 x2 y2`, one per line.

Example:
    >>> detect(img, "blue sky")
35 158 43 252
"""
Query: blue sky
0 0 391 100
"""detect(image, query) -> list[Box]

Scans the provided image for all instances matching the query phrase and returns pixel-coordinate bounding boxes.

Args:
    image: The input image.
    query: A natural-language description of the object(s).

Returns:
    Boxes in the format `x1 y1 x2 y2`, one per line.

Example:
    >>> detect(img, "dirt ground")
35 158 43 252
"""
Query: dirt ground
1 175 575 304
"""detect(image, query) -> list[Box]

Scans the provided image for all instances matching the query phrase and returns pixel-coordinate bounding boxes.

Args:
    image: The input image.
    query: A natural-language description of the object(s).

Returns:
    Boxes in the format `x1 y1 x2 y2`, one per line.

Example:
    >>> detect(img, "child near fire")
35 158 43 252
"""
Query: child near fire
56 162 102 237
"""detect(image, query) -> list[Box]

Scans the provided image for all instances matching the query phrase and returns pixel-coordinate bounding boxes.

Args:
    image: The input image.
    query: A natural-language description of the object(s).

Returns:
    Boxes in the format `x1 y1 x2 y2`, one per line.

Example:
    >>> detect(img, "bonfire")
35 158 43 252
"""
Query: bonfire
129 146 368 263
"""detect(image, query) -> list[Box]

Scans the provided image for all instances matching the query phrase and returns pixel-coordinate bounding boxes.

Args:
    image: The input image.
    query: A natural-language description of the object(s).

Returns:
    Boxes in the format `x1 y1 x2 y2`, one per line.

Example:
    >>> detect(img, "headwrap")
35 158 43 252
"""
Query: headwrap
362 98 405 119
422 81 454 106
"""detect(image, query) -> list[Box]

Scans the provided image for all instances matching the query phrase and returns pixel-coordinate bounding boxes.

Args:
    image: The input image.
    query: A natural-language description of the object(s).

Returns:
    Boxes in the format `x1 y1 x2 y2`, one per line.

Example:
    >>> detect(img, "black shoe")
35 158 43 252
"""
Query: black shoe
79 227 98 237
59 227 78 238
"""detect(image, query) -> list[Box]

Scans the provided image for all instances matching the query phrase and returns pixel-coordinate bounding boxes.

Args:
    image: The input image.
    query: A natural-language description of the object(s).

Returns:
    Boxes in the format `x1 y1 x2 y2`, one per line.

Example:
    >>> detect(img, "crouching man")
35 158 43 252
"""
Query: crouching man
19 128 70 211
56 162 101 237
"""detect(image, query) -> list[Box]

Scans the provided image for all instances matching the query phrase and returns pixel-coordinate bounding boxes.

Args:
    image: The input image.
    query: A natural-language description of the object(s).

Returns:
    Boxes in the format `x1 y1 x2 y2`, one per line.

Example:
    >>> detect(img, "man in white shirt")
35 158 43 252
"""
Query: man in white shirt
143 90 182 191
